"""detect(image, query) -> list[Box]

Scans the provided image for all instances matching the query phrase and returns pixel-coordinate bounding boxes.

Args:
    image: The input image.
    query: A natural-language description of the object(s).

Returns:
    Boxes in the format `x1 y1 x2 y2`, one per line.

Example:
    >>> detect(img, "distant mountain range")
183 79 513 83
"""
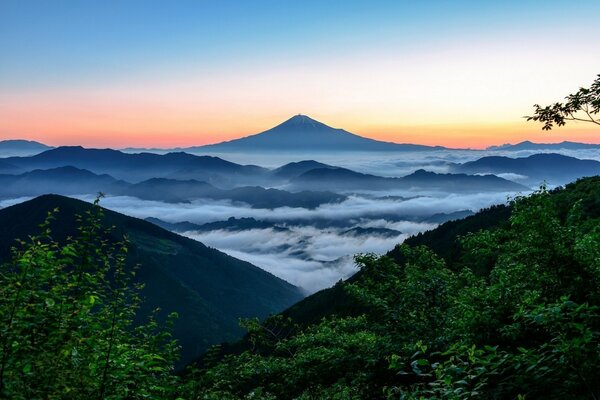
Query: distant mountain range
157 115 448 153
0 195 303 367
0 166 129 198
0 139 52 157
289 166 528 192
146 216 290 233
3 125 599 157
486 140 600 151
0 147 534 199
4 146 268 186
0 166 345 208
452 153 600 186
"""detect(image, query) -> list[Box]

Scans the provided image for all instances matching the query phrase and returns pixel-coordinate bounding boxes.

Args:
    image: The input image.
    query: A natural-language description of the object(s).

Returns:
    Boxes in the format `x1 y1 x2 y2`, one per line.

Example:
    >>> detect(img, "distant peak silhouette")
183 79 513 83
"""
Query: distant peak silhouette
200 115 445 152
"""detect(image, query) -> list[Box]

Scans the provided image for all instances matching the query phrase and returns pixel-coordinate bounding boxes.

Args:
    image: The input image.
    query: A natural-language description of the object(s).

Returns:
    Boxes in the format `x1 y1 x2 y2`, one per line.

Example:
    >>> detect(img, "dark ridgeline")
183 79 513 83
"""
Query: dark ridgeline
487 140 600 151
289 166 528 192
0 146 535 204
452 153 600 185
0 166 346 209
4 146 267 184
0 139 52 157
0 195 304 367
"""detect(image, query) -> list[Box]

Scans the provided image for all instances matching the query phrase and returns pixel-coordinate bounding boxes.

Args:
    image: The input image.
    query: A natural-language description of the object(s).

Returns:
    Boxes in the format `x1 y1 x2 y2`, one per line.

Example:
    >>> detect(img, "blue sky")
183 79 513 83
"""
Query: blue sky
1 1 599 147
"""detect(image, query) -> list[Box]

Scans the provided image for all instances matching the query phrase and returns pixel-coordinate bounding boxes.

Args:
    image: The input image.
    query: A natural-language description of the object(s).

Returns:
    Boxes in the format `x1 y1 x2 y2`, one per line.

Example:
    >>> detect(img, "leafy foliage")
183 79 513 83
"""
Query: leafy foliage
181 177 600 399
1 176 599 399
0 199 180 399
527 74 600 130
0 194 303 368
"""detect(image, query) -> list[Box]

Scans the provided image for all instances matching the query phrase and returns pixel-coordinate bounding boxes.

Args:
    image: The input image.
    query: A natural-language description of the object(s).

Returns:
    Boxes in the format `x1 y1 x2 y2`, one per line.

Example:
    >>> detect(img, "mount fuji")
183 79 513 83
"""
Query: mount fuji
193 115 447 152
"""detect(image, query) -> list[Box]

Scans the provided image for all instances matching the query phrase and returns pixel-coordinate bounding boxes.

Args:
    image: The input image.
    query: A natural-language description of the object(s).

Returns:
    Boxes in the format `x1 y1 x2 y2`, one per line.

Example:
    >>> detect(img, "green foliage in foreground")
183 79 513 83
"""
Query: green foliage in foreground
0 199 179 399
1 178 599 399
185 178 600 399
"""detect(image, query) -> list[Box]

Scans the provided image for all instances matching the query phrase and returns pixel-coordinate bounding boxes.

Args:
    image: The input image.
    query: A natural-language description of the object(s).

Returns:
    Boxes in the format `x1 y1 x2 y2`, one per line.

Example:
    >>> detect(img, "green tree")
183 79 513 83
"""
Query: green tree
527 74 600 130
0 199 180 399
185 178 600 399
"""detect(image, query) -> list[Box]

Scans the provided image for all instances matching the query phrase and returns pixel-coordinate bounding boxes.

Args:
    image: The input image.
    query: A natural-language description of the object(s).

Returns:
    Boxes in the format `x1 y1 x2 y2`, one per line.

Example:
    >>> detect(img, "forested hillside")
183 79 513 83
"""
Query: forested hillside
1 177 598 399
186 177 600 399
0 195 302 370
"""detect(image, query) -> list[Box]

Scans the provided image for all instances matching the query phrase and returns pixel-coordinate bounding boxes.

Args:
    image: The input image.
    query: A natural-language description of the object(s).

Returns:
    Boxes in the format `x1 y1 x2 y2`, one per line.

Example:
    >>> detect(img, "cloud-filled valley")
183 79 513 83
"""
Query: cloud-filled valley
45 191 514 292
0 139 598 293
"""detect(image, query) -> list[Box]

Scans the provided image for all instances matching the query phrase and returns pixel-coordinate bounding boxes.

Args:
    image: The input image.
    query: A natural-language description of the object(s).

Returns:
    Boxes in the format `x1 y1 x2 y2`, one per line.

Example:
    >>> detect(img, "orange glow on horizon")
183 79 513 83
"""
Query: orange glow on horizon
1 39 599 150
1 114 599 150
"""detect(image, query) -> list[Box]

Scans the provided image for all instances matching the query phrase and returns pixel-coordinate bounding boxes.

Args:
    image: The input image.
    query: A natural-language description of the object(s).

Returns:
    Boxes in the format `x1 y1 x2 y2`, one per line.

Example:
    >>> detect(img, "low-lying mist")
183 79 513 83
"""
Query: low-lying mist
20 190 515 293
1 147 565 293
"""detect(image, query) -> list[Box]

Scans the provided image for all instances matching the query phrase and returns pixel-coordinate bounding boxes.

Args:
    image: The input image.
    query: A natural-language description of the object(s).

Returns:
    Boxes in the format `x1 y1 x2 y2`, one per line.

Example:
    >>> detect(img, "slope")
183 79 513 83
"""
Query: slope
0 195 304 367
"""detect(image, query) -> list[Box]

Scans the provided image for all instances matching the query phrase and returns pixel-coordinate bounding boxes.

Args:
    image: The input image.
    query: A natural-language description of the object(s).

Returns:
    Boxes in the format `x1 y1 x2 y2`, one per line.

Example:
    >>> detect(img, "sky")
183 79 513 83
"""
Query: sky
1 0 599 149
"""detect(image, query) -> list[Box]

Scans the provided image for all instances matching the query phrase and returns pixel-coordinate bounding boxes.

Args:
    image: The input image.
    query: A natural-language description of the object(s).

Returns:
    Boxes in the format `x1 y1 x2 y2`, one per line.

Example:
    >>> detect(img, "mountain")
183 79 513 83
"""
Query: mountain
0 166 128 198
341 226 402 238
0 166 346 209
487 140 600 151
4 146 268 185
452 153 600 185
400 169 529 191
0 159 21 174
126 178 346 208
423 209 474 223
289 166 528 192
0 139 53 157
147 216 289 233
197 115 447 152
271 160 335 179
0 195 303 367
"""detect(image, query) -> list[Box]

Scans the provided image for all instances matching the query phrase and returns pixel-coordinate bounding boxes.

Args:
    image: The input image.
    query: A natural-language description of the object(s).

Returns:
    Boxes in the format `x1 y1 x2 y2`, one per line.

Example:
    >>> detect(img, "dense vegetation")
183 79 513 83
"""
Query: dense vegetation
0 200 179 398
0 195 302 368
186 177 600 399
1 177 599 398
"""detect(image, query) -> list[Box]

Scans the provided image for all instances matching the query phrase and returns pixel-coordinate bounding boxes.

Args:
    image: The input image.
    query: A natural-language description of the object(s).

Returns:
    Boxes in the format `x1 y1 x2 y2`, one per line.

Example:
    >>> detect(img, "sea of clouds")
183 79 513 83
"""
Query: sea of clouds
50 189 518 293
2 148 567 293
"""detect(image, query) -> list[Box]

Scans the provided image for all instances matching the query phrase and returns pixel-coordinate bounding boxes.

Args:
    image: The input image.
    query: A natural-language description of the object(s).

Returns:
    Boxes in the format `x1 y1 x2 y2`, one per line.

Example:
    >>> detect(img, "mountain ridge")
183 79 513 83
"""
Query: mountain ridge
0 194 303 367
453 153 600 185
487 140 600 151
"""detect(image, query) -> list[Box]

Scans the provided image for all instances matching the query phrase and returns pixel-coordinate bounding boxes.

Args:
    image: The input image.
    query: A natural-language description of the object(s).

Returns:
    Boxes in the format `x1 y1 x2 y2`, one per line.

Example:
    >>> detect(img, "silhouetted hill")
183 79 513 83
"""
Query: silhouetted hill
401 169 528 191
0 166 345 208
487 140 600 151
198 115 447 152
453 153 600 185
423 209 474 223
128 178 346 208
4 147 266 185
0 139 52 157
147 216 289 233
0 195 303 367
290 166 528 192
341 226 402 238
0 160 21 174
271 160 335 179
0 166 128 198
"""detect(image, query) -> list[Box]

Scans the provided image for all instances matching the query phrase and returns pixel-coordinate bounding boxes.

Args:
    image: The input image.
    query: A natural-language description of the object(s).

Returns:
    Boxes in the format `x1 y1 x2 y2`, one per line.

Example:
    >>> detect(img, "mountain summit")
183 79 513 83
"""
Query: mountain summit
278 114 325 129
199 115 445 152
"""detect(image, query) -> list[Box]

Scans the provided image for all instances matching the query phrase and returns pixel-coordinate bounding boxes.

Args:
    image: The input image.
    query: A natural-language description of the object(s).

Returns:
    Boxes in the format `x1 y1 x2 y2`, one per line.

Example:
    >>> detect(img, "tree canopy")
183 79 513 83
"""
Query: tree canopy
528 74 600 130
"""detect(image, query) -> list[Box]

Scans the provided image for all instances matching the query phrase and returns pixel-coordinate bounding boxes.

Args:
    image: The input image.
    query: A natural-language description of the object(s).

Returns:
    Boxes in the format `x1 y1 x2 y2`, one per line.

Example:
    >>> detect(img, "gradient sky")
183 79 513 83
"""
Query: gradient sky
1 0 599 149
